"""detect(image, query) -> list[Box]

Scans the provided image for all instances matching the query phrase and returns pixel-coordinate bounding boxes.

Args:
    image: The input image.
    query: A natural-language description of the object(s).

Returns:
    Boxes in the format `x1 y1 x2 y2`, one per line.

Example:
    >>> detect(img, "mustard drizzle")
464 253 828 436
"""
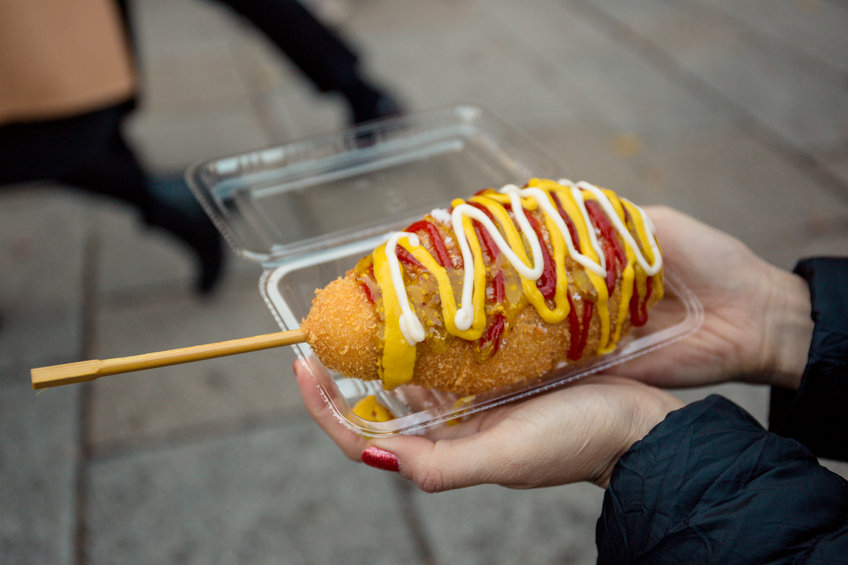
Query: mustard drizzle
369 178 663 388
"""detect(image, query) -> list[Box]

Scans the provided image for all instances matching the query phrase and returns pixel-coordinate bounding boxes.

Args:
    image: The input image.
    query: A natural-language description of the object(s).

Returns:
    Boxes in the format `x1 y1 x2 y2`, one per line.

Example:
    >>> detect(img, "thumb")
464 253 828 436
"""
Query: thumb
362 433 522 493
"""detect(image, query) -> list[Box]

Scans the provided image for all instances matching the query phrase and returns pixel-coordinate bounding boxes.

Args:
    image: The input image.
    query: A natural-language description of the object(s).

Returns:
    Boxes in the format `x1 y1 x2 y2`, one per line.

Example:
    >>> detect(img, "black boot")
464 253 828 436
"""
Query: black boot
341 80 405 126
144 176 225 295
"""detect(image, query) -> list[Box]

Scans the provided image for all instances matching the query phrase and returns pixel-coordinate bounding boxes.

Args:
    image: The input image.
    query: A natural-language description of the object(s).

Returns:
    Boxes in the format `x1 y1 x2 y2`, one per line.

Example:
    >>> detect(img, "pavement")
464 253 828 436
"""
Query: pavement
2 0 848 563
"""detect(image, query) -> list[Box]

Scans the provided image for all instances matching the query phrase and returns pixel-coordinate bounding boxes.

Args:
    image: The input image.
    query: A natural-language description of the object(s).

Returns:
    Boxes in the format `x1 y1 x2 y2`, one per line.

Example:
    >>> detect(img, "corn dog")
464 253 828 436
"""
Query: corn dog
302 178 663 395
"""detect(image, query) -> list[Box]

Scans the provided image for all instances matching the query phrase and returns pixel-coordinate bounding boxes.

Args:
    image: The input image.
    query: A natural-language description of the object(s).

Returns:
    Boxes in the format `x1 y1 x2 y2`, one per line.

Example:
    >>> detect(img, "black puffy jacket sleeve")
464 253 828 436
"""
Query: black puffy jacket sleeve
769 257 848 461
596 396 848 564
596 257 848 564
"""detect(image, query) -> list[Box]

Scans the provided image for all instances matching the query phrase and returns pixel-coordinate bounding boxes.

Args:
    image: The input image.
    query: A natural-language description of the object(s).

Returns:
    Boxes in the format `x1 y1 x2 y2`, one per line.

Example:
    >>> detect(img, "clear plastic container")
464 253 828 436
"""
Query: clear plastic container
186 105 704 437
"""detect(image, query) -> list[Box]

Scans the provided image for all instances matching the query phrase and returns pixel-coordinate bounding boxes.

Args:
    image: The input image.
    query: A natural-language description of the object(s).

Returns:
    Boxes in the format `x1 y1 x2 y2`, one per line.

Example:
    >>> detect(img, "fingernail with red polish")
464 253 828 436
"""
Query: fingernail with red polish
361 446 399 472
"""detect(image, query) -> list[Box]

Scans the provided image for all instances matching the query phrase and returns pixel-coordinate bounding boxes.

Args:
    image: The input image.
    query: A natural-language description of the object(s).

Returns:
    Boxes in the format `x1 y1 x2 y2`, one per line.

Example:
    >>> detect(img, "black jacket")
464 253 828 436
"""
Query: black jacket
596 258 848 564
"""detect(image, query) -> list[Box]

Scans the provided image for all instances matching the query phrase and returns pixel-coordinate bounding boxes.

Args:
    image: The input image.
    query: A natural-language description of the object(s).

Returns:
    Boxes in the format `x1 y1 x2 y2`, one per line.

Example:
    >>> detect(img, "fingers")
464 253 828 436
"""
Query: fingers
293 357 513 486
293 358 367 461
359 380 599 491
293 357 489 490
366 385 603 492
295 360 681 493
372 377 682 493
367 432 517 493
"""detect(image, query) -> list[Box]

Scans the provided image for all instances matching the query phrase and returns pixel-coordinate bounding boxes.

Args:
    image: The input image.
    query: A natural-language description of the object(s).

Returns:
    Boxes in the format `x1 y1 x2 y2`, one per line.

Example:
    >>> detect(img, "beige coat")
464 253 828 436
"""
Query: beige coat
0 0 136 125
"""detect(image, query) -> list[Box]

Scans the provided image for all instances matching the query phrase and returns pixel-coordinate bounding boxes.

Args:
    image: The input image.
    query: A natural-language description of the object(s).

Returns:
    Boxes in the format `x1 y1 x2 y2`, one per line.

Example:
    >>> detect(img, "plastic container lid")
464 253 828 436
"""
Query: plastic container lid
186 105 561 265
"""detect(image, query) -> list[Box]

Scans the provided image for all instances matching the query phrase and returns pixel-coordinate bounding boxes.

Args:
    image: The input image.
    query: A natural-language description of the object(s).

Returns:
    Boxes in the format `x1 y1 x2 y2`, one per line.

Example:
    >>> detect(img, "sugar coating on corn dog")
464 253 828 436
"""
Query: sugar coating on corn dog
302 178 664 395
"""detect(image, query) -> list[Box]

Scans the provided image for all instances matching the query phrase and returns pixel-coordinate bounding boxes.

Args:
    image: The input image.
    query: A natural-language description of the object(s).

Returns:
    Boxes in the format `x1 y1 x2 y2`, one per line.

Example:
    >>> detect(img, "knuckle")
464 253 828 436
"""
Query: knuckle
413 465 448 494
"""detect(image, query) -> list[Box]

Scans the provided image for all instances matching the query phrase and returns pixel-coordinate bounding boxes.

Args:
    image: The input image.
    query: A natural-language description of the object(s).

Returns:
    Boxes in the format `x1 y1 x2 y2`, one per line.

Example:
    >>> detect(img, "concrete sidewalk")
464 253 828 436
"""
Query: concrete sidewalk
2 0 848 563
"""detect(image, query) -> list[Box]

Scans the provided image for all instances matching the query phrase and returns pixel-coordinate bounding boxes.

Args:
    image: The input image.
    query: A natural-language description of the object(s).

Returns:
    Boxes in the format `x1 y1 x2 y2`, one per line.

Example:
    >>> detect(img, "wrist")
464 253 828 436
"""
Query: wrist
760 269 812 390
594 387 684 488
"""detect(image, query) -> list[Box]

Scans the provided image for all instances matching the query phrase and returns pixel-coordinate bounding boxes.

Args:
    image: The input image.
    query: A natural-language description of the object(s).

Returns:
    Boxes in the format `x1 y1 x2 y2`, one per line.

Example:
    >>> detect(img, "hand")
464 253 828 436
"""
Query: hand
294 358 683 491
618 206 813 390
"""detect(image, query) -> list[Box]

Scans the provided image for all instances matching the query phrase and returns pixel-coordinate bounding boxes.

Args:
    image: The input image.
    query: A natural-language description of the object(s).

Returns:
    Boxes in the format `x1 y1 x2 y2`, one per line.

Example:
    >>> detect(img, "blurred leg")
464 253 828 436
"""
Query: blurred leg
210 0 403 123
60 111 224 294
214 0 358 91
0 106 224 294
0 111 106 184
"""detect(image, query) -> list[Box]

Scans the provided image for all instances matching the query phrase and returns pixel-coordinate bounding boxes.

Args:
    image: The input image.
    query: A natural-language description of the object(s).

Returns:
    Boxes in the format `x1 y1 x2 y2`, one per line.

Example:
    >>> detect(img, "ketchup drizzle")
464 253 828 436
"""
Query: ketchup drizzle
566 293 594 360
491 271 505 304
478 312 506 357
396 246 424 269
621 206 653 327
468 202 501 261
629 275 653 327
468 202 509 355
405 220 454 268
584 199 625 295
523 210 557 301
359 264 376 304
551 192 581 254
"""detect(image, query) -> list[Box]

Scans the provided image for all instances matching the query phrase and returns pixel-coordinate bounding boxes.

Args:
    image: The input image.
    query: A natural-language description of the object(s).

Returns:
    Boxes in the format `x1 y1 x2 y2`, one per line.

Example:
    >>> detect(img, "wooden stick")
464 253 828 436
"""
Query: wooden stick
30 328 308 390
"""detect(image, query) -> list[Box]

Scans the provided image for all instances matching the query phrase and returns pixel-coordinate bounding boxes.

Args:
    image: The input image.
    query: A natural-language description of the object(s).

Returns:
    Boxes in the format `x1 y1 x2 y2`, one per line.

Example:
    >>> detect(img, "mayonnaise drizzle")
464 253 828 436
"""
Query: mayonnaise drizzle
566 182 607 275
383 180 663 345
452 187 544 331
568 180 663 276
385 232 427 343
510 183 606 277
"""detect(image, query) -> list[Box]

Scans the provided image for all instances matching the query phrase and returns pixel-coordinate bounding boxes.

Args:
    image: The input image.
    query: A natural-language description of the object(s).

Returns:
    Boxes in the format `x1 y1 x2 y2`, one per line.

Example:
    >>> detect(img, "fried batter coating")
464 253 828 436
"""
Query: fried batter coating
302 273 659 396
302 277 379 381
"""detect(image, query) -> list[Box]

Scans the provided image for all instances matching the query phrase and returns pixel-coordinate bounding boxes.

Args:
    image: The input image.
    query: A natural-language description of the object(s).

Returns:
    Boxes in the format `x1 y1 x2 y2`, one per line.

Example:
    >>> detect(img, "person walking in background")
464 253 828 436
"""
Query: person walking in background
0 0 225 294
0 0 404 298
209 0 403 125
